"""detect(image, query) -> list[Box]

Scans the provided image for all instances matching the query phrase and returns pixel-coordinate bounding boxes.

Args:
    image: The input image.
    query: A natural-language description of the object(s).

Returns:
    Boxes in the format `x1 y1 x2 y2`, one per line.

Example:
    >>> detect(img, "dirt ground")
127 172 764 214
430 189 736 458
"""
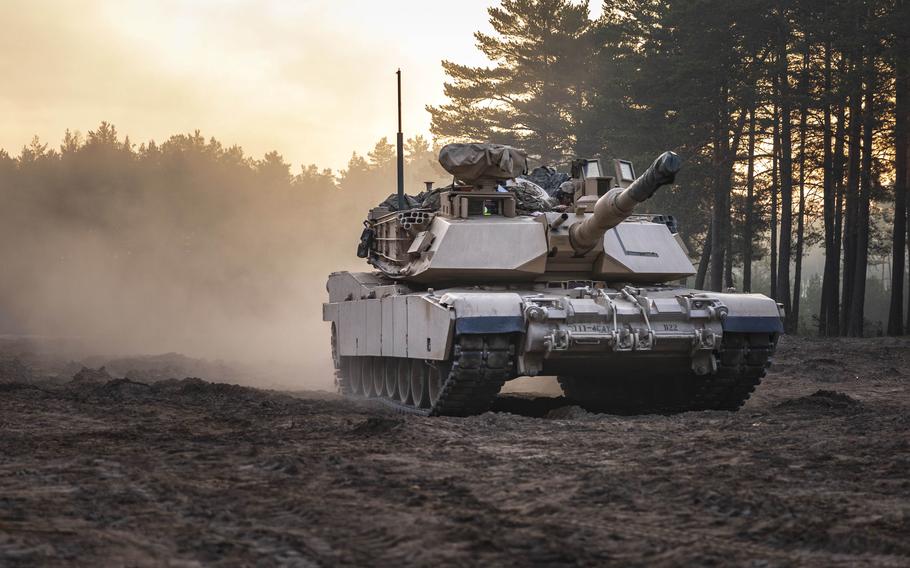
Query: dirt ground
1 335 909 567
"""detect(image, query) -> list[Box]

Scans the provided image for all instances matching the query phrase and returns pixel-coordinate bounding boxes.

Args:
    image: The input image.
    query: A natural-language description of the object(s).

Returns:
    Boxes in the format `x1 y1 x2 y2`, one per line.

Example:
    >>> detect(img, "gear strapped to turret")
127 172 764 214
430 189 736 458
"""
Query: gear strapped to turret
438 143 528 183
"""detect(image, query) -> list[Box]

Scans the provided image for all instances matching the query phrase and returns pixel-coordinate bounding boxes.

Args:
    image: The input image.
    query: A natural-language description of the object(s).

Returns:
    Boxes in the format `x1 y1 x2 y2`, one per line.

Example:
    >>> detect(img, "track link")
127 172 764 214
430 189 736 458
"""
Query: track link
337 334 516 417
558 332 777 414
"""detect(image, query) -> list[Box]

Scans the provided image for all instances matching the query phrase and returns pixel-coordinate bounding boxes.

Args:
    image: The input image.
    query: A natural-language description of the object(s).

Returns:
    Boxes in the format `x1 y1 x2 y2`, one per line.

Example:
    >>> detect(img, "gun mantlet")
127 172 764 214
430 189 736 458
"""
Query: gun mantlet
569 151 682 254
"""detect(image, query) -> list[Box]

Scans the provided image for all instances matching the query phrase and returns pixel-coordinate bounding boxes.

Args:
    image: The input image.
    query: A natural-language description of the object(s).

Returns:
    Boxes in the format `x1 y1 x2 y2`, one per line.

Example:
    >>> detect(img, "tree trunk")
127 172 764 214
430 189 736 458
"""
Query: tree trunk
771 97 780 300
724 110 748 291
709 88 729 293
848 52 876 337
888 0 908 336
820 40 837 336
794 166 806 334
708 90 748 293
792 44 809 334
841 54 863 334
744 106 756 293
831 56 848 336
695 224 713 290
777 29 794 331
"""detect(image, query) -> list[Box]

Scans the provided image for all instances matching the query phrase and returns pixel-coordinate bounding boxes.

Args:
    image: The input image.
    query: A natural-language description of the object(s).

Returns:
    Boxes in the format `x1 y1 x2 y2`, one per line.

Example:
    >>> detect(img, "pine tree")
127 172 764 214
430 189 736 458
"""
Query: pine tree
428 0 593 162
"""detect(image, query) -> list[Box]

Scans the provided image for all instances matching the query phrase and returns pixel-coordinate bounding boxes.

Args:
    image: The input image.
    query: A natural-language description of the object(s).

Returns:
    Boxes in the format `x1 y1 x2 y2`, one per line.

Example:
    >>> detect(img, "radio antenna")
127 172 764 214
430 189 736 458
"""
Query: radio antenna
396 69 406 210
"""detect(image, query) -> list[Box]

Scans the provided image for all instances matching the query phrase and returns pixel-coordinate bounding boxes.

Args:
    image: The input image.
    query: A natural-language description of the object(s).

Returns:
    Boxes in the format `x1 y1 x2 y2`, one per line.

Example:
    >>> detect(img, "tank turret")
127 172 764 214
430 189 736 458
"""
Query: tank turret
569 151 681 253
357 146 694 283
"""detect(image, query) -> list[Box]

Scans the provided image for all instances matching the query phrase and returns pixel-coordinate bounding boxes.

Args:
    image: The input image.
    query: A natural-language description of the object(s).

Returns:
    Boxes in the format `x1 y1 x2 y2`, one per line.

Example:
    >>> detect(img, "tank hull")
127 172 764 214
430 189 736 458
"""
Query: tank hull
323 271 782 416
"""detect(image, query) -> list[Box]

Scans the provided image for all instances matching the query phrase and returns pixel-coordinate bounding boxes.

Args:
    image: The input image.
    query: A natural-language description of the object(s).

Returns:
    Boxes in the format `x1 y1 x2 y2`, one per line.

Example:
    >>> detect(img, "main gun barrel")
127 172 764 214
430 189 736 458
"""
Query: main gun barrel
569 151 681 253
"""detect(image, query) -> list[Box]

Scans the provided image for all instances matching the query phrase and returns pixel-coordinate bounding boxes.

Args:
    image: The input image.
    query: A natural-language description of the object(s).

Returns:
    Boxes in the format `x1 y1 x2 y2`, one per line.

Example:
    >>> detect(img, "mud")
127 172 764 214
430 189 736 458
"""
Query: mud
1 336 909 566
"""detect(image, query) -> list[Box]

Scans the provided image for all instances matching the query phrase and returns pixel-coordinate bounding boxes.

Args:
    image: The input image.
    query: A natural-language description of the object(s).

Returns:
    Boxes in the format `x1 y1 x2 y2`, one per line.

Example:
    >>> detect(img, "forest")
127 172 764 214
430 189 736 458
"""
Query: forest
429 0 910 336
0 0 907 344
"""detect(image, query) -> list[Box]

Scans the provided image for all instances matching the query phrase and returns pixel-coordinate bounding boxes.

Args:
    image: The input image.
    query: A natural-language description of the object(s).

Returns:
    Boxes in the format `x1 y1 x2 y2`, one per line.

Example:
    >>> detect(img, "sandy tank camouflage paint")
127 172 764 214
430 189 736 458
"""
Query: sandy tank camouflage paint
323 144 783 416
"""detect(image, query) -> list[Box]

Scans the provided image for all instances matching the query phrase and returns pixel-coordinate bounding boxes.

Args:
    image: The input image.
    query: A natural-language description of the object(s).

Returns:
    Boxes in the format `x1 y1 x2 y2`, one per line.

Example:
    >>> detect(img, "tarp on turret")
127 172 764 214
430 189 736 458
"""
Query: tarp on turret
438 143 527 182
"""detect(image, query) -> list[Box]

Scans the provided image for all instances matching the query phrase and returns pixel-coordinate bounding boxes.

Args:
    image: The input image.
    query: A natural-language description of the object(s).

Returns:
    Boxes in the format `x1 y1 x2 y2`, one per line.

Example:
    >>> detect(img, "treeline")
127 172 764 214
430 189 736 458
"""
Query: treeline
430 0 909 336
0 123 447 352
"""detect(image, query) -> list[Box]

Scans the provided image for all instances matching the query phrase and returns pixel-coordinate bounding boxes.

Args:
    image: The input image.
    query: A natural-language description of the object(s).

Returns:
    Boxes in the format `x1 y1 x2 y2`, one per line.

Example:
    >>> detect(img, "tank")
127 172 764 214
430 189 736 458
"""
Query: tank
323 143 783 416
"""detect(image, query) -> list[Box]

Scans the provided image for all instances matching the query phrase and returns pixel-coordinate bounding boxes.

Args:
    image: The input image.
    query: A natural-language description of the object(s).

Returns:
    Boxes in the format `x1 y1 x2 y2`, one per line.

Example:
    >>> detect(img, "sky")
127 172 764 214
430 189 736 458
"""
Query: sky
0 0 532 172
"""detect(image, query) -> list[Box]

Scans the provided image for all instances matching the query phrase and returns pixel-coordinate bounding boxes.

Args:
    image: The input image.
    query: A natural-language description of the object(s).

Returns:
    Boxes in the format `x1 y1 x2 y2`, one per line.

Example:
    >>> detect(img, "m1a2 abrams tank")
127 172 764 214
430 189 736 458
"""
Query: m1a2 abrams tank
323 143 783 416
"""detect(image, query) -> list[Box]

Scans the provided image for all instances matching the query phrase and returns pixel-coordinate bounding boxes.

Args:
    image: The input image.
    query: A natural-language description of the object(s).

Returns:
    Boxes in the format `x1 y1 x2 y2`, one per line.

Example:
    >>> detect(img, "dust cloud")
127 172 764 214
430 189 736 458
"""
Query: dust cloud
0 128 446 390
2 230 341 390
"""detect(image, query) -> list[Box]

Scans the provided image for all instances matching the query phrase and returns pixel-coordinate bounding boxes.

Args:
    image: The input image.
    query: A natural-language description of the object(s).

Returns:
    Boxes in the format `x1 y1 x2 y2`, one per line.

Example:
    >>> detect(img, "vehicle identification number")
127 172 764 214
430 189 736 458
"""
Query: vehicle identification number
567 324 611 333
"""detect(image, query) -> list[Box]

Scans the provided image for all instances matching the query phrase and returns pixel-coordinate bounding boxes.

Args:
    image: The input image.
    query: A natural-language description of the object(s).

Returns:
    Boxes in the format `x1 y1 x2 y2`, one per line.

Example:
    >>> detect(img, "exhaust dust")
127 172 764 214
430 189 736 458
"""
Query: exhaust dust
0 129 445 389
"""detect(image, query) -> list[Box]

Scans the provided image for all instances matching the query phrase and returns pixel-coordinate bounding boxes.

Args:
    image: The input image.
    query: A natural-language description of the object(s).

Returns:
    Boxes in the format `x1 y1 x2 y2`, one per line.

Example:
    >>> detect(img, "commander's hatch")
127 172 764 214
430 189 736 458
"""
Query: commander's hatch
571 158 614 210
569 157 637 213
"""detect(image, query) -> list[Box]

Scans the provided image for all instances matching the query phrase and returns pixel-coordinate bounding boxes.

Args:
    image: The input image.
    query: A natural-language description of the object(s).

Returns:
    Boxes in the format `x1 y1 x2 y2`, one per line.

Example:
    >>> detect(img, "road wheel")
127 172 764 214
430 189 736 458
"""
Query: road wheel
411 361 429 408
383 358 398 399
370 357 384 398
399 360 414 404
349 357 363 395
360 357 374 397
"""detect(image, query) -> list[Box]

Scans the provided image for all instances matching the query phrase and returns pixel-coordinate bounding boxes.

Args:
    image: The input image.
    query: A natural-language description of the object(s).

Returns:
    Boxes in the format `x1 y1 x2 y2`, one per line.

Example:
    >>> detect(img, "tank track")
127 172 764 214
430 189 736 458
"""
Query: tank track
336 334 516 417
558 332 776 414
689 332 776 411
